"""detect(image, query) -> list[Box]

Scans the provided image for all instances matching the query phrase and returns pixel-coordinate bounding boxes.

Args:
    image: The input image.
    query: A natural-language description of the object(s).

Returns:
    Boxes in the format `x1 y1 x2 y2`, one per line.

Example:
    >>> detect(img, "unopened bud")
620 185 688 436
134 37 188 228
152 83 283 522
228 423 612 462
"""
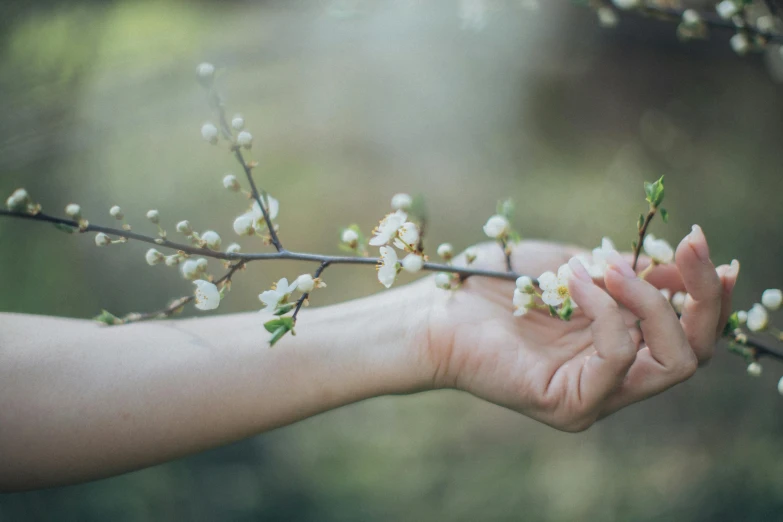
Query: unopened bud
516 276 534 293
747 362 762 377
196 62 215 80
5 188 30 211
65 203 82 219
236 131 253 149
233 214 255 236
296 273 315 293
465 246 478 264
226 243 241 255
223 174 240 192
109 205 124 220
146 209 160 224
391 193 413 211
201 230 222 250
176 220 193 236
201 123 219 144
437 243 454 260
165 255 182 267
342 228 360 245
195 258 209 272
402 253 424 273
435 272 452 289
231 115 245 131
145 248 165 266
181 259 201 280
94 232 111 246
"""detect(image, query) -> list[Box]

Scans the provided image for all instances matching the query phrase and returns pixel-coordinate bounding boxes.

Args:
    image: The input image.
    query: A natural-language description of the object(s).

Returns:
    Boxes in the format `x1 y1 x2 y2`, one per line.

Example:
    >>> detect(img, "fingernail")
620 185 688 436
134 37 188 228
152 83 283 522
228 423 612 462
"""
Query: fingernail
568 257 592 282
605 249 636 279
729 259 740 278
688 224 710 263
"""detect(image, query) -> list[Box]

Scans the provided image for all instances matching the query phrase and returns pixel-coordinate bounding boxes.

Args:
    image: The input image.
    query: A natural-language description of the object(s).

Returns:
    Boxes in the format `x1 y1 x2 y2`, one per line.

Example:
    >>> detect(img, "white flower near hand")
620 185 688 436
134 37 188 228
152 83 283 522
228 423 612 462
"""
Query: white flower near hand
737 310 748 325
513 289 534 317
391 193 413 210
672 291 687 313
295 274 315 293
377 246 399 288
538 264 575 307
483 215 510 239
193 280 220 311
145 248 164 266
761 289 782 311
587 237 616 278
643 234 674 264
394 222 420 250
233 214 255 236
434 272 452 290
747 303 769 332
369 210 407 247
437 243 454 260
401 253 424 273
259 278 298 312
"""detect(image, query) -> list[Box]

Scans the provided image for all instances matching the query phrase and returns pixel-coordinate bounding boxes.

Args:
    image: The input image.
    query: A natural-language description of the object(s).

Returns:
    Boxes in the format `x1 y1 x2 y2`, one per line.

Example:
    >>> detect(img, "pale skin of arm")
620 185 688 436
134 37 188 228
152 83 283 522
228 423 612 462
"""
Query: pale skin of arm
0 228 736 492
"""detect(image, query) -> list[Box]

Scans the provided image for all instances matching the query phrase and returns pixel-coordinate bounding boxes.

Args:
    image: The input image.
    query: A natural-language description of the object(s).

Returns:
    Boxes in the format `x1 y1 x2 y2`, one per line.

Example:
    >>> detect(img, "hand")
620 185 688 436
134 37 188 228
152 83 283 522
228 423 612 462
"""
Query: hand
424 228 738 432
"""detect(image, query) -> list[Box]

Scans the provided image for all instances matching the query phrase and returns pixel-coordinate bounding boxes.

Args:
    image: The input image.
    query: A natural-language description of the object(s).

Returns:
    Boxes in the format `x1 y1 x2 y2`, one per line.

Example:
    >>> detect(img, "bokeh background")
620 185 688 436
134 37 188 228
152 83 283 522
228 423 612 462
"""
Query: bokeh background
2 0 783 520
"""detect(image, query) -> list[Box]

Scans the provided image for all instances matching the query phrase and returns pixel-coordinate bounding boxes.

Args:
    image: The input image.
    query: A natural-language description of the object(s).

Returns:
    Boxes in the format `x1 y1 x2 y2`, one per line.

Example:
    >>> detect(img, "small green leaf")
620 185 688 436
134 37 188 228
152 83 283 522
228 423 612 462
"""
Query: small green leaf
53 223 76 234
660 208 669 224
558 299 574 321
94 309 122 326
274 303 295 316
631 240 638 251
264 318 285 333
643 176 665 208
548 305 558 317
268 326 289 347
724 311 740 335
637 214 645 231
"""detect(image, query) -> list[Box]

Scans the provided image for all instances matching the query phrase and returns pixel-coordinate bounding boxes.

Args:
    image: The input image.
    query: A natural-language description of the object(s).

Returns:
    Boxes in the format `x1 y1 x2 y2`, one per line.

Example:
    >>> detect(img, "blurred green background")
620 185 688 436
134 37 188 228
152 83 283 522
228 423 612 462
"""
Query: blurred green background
2 0 783 520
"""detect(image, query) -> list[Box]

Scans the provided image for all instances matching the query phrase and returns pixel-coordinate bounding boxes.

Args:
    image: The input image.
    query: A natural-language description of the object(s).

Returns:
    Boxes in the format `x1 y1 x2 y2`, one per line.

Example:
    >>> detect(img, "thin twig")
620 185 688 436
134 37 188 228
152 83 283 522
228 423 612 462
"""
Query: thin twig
632 208 655 271
291 261 331 324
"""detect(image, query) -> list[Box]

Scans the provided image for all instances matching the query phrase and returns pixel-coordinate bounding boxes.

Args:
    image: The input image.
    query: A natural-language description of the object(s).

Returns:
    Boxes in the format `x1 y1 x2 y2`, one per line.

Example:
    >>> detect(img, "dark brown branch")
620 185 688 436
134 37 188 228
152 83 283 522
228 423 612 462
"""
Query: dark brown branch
632 208 655 271
291 261 331 324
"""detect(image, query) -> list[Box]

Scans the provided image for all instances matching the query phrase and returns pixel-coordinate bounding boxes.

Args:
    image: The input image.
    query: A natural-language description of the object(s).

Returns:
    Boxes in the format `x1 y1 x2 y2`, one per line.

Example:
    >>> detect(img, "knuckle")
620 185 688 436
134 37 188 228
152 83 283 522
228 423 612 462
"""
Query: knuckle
560 415 596 433
672 351 698 379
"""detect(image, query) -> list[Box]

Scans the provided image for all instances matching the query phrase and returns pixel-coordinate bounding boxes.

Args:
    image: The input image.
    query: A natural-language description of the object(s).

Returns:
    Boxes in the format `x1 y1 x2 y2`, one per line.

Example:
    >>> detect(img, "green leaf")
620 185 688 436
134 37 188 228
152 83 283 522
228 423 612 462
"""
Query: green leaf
53 223 76 234
268 326 289 347
548 305 558 317
558 299 574 321
274 303 295 316
724 312 740 335
631 240 638 251
264 316 295 333
637 214 645 231
643 176 665 208
94 309 122 326
660 208 669 224
496 199 515 220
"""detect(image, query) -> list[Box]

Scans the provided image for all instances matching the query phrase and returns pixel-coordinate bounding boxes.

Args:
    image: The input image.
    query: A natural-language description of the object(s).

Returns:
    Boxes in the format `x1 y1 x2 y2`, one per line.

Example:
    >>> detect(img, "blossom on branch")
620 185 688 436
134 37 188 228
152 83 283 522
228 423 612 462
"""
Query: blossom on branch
194 280 220 311
643 234 674 264
259 278 298 312
538 264 575 308
369 210 407 247
377 246 399 288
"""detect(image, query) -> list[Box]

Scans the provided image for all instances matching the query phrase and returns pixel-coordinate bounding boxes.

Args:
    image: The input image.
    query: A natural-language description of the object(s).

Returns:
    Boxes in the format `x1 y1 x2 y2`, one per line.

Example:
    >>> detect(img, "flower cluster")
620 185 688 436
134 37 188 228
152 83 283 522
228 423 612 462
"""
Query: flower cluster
367 194 426 288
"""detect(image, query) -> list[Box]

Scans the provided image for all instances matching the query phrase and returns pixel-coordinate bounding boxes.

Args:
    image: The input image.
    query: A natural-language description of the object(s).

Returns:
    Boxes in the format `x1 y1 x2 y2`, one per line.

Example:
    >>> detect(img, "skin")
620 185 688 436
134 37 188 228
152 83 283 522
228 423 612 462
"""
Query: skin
0 228 736 491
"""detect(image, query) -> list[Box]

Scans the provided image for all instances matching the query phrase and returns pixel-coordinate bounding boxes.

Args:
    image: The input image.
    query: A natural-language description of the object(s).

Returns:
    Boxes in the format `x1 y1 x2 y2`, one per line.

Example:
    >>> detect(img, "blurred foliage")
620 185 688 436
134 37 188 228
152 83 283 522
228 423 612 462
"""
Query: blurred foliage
2 0 783 520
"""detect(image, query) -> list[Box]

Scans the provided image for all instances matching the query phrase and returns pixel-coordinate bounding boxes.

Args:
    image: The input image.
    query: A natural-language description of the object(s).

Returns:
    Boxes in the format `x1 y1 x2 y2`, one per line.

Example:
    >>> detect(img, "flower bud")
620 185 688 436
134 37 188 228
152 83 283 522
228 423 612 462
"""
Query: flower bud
233 214 255 236
483 215 510 239
64 203 81 219
223 174 240 192
730 33 750 55
226 243 241 254
296 273 315 293
761 289 782 311
747 361 762 377
435 272 452 289
146 209 160 224
181 259 201 280
643 235 674 264
342 228 359 245
195 258 209 272
201 230 222 250
196 62 215 80
465 246 478 264
402 253 424 273
231 115 245 131
716 0 740 19
737 310 748 325
611 0 640 9
176 220 193 235
671 291 687 314
165 255 182 267
109 205 123 220
437 243 454 260
145 248 165 266
747 303 769 332
516 276 533 292
201 123 219 144
94 232 111 246
236 130 253 149
391 193 413 210
6 188 30 211
597 7 618 28
682 9 700 26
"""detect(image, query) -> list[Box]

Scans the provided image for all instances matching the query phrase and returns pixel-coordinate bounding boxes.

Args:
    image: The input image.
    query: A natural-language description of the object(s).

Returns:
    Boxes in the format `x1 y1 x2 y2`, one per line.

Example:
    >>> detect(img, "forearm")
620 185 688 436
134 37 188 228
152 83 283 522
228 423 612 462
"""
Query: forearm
0 282 433 491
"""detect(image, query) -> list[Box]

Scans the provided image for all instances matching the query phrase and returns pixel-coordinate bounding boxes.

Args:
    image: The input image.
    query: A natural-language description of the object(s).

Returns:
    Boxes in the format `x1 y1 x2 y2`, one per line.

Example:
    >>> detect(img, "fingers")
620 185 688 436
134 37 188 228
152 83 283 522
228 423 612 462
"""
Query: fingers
715 260 740 337
604 251 696 376
675 225 723 364
567 258 636 411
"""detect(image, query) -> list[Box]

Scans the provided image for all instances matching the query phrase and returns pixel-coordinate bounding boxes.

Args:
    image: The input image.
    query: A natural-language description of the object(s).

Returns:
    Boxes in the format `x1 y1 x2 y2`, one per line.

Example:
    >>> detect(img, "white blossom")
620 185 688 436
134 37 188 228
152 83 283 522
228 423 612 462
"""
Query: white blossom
465 246 478 264
145 248 164 266
6 188 30 210
643 234 674 264
109 205 123 220
196 62 215 79
226 243 241 254
65 204 81 219
201 123 219 144
538 264 575 307
181 259 201 280
730 33 750 55
94 232 111 246
435 272 452 290
483 215 510 239
342 228 359 245
394 222 420 250
377 246 399 288
391 193 413 210
757 15 774 32
369 210 407 247
195 258 209 272
176 220 193 235
146 209 160 224
672 291 687 313
201 230 222 250
231 115 245 131
747 303 769 332
437 243 454 260
777 376 783 396
402 253 424 273
747 361 762 377
259 278 298 312
165 255 182 267
513 289 534 316
737 310 748 325
223 174 240 192
296 274 315 293
251 196 280 226
236 131 253 149
716 0 740 19
194 280 220 311
682 9 700 26
611 0 640 10
233 214 255 236
597 7 618 28
761 289 782 311
516 276 533 292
